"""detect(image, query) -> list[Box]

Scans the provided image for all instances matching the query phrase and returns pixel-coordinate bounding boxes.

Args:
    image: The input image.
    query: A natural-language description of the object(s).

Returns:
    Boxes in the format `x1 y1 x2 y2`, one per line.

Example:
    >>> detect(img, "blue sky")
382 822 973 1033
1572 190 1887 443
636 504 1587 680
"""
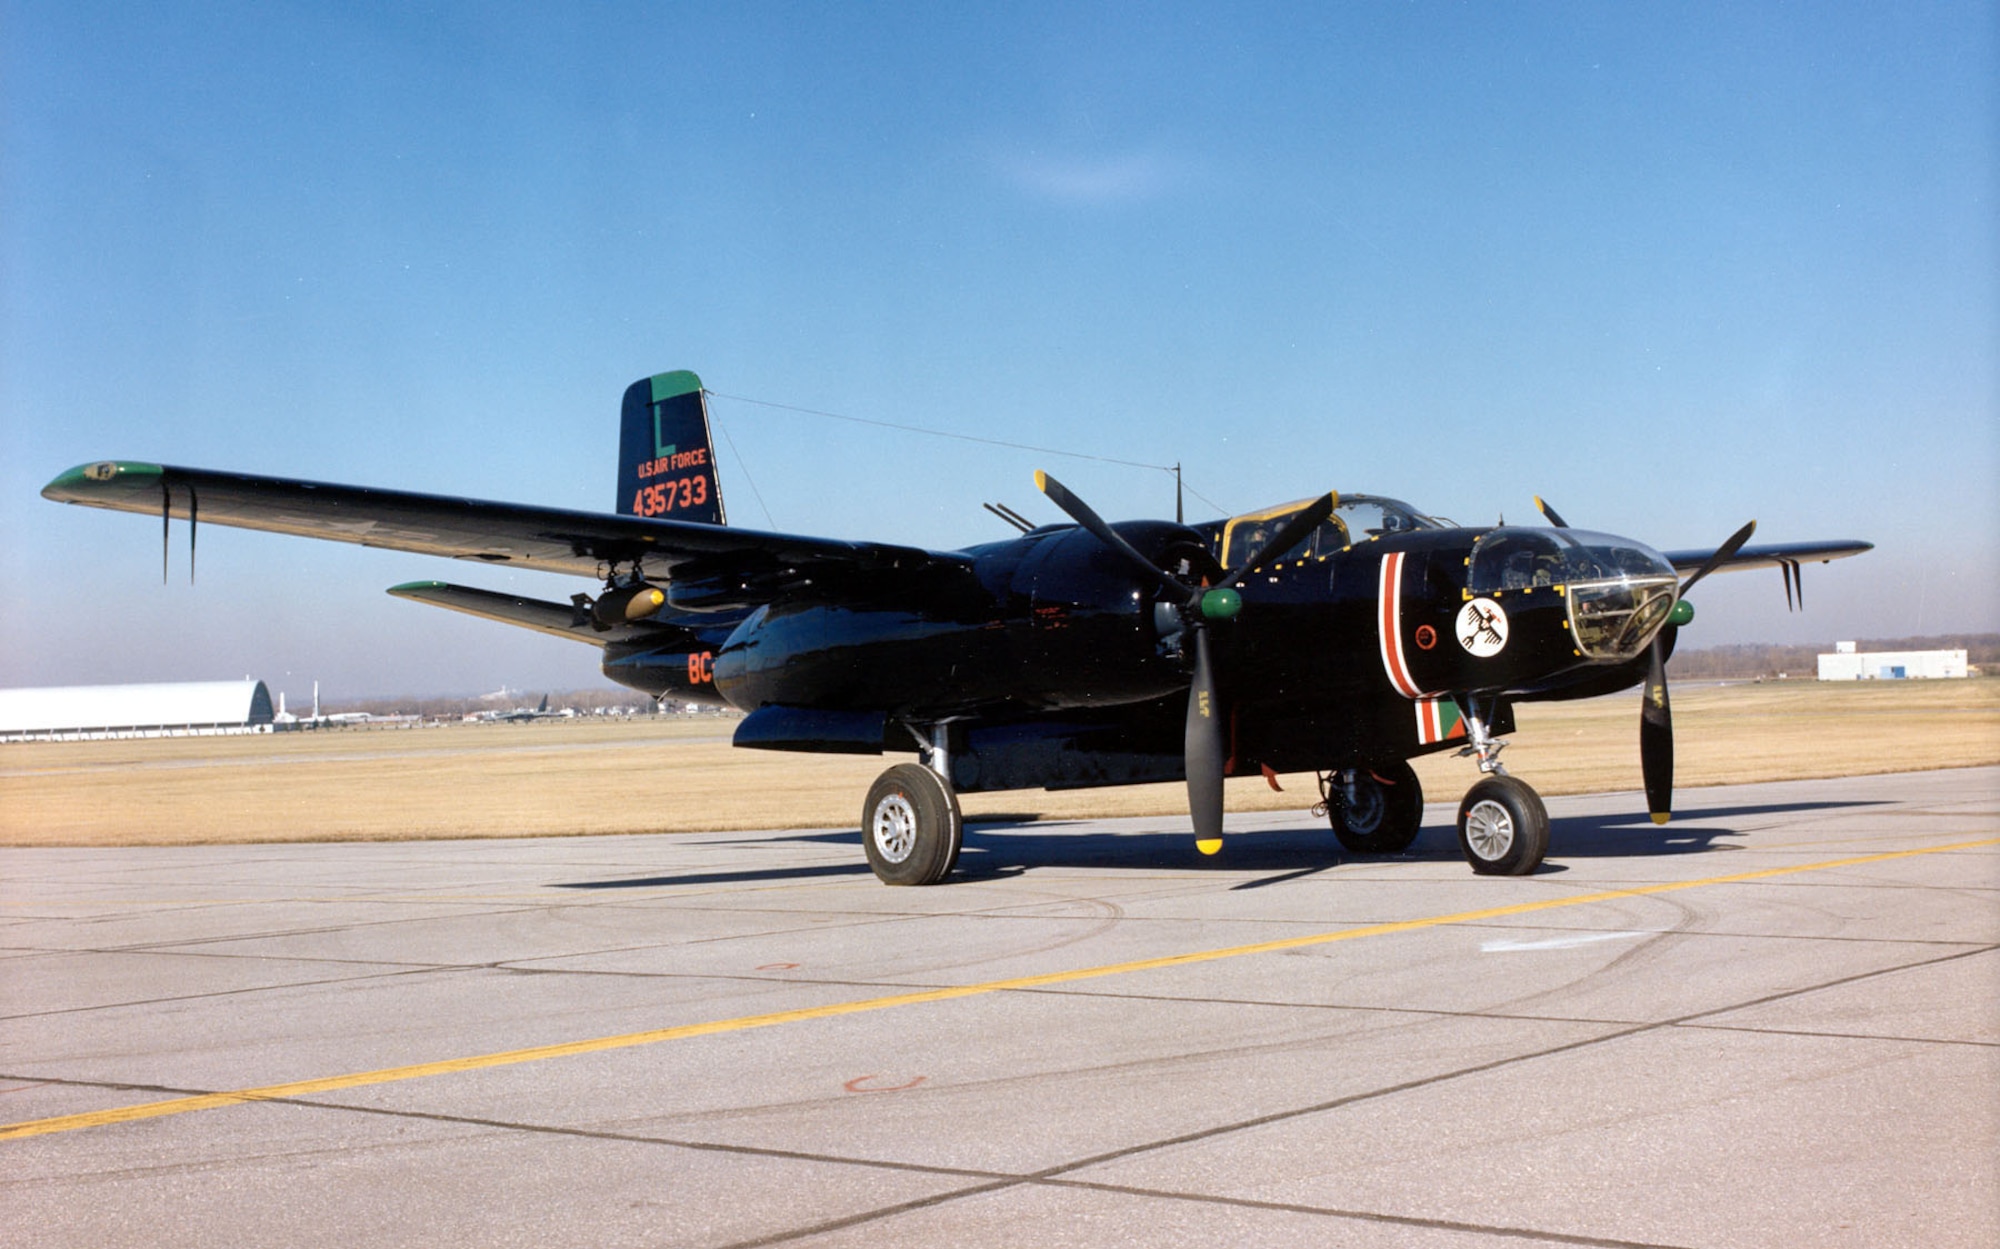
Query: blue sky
4 3 1994 699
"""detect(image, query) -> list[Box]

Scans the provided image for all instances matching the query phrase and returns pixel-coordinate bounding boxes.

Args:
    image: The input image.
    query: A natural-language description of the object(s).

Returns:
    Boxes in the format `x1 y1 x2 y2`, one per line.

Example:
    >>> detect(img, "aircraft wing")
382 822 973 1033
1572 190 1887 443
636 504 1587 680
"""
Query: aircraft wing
1660 538 1874 576
43 461 967 581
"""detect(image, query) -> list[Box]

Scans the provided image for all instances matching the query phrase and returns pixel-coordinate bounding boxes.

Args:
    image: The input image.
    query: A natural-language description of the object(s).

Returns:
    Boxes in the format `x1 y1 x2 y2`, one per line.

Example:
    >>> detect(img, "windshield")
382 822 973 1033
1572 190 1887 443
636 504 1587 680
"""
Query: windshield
1469 527 1679 660
1220 494 1441 567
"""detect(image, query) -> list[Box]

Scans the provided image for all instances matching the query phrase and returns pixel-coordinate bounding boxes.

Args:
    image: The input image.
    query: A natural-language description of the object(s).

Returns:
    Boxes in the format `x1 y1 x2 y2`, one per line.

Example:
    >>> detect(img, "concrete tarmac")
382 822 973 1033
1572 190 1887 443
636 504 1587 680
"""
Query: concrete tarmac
3 767 1996 1248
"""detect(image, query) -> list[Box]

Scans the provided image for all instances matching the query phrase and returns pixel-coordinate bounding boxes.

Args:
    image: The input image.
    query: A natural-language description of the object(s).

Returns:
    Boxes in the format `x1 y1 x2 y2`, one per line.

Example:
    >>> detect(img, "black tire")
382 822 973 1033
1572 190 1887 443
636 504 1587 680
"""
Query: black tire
862 764 962 886
1455 774 1549 876
1329 762 1423 854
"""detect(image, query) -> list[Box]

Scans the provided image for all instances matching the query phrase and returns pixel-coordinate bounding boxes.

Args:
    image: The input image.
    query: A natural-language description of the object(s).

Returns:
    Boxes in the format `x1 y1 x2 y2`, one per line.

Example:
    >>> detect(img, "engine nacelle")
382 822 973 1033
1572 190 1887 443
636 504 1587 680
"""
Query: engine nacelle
711 522 1202 719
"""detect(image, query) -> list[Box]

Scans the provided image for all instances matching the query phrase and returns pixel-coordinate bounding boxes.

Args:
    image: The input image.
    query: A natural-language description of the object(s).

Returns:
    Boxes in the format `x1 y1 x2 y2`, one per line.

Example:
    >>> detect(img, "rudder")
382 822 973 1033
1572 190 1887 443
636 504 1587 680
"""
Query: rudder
617 370 726 524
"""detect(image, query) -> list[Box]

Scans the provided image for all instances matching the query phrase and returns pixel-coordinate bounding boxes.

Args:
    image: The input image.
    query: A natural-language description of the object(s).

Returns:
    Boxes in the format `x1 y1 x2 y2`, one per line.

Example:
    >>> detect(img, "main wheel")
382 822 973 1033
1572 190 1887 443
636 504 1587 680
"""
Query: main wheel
1456 775 1549 875
1328 762 1423 854
862 763 962 886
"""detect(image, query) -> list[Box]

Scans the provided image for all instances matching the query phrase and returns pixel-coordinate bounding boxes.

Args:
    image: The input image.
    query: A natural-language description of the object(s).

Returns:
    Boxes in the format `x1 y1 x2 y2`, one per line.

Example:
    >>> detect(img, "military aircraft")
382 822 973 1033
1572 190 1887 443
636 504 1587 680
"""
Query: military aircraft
44 370 1869 883
479 694 569 723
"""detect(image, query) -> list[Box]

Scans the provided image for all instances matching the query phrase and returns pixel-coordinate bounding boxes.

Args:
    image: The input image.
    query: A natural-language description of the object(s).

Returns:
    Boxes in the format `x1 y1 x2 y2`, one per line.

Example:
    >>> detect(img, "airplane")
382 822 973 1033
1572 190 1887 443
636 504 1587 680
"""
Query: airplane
43 370 1870 884
477 694 568 723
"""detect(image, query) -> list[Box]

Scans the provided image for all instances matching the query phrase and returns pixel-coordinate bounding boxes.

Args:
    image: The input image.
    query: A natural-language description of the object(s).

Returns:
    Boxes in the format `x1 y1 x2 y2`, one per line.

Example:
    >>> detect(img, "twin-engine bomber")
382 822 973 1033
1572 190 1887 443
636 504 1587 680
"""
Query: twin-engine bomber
44 370 1870 882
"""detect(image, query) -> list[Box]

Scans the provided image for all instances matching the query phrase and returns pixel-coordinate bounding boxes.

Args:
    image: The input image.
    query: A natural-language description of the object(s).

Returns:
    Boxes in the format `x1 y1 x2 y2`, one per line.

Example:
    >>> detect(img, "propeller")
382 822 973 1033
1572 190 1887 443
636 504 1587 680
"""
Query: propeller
1640 635 1674 824
1035 470 1334 854
1677 519 1756 598
1642 519 1756 824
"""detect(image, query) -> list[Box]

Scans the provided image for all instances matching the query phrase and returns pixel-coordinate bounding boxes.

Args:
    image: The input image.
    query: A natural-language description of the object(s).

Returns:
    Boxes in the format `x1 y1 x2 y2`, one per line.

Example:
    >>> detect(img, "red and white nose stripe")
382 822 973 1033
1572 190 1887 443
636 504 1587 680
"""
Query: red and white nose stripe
1377 552 1428 699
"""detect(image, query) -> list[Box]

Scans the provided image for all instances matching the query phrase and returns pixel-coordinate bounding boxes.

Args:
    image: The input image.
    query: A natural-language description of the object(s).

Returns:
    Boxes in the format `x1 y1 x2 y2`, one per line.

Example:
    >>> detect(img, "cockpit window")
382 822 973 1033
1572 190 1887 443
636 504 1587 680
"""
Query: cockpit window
1220 493 1439 567
1335 495 1438 540
1469 527 1680 660
1469 528 1673 592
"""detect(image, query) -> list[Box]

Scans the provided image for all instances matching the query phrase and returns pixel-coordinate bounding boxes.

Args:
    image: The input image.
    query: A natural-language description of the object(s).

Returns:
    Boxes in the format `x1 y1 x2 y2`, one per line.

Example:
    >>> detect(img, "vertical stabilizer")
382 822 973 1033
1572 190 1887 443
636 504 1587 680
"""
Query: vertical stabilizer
617 371 726 525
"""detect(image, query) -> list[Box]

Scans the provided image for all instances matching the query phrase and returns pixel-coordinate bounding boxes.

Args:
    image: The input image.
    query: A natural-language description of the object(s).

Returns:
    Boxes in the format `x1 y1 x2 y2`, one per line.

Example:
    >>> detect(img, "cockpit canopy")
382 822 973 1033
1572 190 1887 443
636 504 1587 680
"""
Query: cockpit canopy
1469 528 1679 660
1220 493 1442 568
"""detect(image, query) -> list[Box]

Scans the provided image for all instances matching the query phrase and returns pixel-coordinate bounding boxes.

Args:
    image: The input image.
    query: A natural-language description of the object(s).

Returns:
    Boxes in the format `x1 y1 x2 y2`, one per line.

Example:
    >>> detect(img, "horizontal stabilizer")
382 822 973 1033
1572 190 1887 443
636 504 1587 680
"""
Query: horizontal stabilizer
387 581 695 648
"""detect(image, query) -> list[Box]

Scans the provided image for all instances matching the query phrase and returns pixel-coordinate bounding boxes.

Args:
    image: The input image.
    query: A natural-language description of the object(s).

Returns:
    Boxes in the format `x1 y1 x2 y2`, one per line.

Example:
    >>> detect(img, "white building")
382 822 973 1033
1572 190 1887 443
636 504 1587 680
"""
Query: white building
0 680 277 741
1817 642 1968 681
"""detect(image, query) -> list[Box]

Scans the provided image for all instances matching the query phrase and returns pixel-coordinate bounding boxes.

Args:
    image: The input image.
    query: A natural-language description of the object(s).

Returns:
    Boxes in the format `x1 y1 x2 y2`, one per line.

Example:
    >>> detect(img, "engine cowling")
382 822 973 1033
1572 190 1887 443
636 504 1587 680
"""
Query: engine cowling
709 522 1202 719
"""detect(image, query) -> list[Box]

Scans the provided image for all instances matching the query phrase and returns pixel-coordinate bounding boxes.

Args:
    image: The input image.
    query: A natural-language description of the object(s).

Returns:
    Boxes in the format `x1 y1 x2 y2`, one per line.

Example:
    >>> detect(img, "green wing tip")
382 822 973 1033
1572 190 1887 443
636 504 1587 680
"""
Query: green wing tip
42 460 164 498
387 581 449 595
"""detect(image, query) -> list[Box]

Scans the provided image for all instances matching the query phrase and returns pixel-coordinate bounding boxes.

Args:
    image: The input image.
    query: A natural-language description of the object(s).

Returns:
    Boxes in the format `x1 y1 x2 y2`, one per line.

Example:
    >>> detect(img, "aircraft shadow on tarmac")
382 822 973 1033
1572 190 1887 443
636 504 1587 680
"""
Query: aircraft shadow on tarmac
549 799 1888 891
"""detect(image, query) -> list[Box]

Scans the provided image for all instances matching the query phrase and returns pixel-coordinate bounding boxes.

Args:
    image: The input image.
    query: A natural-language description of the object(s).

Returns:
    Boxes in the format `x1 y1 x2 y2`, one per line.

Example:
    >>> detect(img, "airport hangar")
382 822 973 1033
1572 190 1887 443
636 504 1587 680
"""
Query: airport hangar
0 680 276 742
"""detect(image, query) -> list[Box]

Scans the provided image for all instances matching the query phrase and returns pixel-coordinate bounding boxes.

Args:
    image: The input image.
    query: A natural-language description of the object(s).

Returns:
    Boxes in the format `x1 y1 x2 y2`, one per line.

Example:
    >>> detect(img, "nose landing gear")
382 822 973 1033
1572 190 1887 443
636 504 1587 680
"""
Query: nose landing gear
1450 695 1549 875
1456 774 1549 875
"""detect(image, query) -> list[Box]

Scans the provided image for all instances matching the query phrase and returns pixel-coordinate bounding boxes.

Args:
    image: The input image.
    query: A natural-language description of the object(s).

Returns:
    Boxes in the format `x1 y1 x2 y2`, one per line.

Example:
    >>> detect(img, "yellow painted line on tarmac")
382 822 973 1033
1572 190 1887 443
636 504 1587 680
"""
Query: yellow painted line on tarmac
5 836 1993 1143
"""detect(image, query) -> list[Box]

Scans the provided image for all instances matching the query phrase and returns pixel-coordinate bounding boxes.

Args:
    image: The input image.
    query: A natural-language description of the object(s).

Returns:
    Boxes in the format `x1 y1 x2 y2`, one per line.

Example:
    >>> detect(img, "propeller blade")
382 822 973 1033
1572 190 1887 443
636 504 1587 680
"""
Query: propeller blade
1036 470 1199 601
1533 495 1570 528
1678 519 1757 597
1640 631 1674 824
1185 624 1225 854
1217 493 1336 589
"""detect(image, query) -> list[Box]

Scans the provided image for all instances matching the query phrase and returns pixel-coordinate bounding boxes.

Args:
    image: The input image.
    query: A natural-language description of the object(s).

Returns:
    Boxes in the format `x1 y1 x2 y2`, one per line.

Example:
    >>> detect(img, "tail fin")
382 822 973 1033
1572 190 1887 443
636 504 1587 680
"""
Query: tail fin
617 370 726 524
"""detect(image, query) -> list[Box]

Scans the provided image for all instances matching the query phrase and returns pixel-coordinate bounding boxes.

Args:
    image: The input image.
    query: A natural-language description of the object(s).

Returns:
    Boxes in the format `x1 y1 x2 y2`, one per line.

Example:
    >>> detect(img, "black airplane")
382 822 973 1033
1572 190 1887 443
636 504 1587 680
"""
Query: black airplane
44 370 1869 883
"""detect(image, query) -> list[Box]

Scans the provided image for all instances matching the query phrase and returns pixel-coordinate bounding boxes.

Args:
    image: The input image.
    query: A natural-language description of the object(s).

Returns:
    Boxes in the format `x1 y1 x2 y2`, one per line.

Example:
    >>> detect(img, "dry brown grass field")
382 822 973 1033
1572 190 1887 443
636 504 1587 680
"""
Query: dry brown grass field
2 679 1994 847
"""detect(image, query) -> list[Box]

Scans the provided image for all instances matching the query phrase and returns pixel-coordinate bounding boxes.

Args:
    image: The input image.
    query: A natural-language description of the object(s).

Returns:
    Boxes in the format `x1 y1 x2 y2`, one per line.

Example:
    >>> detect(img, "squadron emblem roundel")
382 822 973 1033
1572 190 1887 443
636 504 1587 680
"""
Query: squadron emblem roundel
1457 598 1509 657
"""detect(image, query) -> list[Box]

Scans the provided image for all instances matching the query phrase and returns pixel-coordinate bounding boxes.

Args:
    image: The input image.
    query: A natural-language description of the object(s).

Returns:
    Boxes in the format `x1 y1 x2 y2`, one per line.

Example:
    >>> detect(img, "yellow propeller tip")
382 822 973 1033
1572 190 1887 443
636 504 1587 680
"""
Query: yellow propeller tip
1033 469 1048 491
1195 837 1223 856
1650 812 1671 825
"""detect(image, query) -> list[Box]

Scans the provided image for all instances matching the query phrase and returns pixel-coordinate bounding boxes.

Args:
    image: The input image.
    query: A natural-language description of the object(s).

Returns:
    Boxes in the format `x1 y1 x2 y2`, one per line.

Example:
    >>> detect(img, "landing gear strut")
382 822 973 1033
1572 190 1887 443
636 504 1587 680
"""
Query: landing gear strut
1451 695 1549 875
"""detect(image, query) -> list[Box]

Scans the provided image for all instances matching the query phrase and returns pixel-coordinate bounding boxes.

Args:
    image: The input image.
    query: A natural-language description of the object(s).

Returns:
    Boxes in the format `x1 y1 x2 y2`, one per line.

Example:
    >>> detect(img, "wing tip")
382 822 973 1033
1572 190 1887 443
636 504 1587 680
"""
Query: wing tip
42 460 164 502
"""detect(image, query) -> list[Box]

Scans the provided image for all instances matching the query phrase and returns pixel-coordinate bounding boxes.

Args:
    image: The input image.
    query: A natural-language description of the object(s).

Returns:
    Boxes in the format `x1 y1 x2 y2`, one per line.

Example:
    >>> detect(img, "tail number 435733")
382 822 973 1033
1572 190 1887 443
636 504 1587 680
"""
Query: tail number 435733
632 475 709 517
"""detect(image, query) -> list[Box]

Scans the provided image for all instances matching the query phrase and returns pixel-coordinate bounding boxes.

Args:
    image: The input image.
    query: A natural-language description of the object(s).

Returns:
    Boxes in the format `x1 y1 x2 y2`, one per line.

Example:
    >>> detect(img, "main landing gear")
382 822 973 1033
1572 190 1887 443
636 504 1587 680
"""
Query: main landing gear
862 724 962 886
1321 761 1424 855
1451 697 1549 875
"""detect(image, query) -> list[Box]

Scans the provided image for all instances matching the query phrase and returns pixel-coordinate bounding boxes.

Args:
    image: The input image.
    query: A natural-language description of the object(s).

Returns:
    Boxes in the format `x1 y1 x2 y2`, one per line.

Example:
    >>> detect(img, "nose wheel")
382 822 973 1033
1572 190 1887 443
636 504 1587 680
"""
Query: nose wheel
1456 774 1549 875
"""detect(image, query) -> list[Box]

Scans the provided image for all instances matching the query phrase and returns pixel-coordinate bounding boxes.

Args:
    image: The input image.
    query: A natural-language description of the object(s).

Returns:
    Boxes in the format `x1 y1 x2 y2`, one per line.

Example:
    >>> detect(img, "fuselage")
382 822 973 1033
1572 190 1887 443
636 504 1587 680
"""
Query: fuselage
607 498 1681 779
